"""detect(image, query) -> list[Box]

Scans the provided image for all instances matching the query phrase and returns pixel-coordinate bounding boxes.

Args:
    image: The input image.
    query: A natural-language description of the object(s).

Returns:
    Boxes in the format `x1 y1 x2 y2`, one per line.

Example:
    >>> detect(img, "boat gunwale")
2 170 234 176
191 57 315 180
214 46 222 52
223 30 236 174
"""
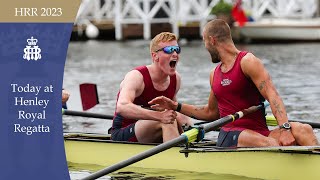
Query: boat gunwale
64 133 320 154
64 133 183 147
181 146 320 154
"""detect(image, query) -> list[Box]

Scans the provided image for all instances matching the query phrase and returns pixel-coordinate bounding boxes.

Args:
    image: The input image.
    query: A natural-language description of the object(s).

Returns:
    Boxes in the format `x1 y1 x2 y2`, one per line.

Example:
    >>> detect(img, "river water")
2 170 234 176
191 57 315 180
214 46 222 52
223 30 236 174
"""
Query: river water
63 40 320 179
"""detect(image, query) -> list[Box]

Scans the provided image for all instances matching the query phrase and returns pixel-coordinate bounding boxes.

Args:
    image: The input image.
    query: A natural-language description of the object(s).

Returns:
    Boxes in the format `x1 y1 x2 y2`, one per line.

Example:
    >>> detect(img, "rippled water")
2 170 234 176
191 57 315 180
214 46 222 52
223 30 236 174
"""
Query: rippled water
63 41 320 179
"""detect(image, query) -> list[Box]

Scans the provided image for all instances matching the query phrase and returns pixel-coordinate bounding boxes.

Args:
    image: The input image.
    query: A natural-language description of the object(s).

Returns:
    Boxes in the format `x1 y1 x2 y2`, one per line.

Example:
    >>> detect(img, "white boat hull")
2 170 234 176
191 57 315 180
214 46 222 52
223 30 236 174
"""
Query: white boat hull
236 18 320 40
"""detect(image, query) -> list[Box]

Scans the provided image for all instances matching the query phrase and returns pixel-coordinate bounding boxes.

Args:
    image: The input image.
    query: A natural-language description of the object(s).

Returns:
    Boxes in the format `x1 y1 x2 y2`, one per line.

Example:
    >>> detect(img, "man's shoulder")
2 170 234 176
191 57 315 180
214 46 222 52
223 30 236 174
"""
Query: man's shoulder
125 69 144 81
240 52 261 66
134 65 147 71
120 70 145 91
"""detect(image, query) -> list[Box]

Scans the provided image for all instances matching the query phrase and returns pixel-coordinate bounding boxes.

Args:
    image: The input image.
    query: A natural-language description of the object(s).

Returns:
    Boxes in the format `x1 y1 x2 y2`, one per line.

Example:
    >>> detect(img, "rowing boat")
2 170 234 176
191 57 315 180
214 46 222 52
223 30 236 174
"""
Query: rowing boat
64 133 320 180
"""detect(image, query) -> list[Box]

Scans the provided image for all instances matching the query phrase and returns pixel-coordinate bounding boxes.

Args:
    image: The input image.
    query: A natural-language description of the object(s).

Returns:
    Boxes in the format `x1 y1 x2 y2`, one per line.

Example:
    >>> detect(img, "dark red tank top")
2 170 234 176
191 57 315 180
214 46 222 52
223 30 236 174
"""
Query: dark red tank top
112 66 177 128
212 51 270 136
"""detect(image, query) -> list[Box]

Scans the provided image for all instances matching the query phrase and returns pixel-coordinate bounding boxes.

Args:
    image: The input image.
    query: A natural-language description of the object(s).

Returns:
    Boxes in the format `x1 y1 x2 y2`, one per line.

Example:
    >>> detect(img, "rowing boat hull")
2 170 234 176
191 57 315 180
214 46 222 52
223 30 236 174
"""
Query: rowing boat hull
65 135 320 179
235 18 320 41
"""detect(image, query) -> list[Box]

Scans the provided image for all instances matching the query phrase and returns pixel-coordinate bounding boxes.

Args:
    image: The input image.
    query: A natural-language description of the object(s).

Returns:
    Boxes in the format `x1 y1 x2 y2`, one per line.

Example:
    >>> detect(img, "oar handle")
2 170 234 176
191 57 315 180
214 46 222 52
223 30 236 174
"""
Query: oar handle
62 109 114 119
203 102 268 133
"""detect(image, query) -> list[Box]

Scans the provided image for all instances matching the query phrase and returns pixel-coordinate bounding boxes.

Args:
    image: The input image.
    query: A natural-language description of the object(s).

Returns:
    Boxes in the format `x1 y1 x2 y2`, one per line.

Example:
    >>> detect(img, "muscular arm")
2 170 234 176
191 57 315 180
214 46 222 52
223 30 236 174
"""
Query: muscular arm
241 53 296 146
177 91 219 121
178 70 219 121
241 53 288 125
116 70 165 121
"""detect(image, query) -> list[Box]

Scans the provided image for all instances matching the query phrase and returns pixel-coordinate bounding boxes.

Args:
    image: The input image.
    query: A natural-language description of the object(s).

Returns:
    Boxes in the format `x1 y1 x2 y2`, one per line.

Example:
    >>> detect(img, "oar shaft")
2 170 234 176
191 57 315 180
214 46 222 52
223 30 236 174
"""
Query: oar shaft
81 136 186 180
63 106 151 120
63 109 113 119
196 118 320 128
202 103 265 133
265 115 320 128
202 115 235 132
289 119 320 129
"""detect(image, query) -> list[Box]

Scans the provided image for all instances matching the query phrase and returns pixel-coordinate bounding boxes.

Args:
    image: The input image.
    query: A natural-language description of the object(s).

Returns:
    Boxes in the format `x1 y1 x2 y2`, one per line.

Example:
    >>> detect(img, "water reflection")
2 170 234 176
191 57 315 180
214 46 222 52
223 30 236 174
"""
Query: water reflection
69 167 264 180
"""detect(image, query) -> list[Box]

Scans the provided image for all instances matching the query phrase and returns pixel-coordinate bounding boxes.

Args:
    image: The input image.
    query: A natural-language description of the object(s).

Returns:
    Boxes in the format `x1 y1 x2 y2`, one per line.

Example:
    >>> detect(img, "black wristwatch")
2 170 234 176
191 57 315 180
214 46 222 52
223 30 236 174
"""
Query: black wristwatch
280 122 291 130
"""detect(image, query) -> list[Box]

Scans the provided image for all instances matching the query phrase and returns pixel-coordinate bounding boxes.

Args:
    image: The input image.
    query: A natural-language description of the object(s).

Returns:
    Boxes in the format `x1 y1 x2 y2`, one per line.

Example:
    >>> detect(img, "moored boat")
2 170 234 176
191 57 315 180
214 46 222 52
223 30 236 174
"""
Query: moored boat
235 18 320 41
64 133 320 180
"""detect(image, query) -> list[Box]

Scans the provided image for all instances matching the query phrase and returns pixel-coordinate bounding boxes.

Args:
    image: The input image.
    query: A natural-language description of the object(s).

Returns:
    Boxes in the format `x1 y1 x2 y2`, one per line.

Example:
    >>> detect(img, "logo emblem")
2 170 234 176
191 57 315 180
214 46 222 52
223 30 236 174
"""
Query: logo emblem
221 79 232 86
23 36 41 61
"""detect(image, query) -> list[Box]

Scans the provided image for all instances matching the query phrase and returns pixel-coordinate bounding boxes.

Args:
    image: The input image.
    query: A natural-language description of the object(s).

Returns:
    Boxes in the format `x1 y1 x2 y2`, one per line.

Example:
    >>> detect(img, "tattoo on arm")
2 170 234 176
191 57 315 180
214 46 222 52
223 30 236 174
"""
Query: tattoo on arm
259 74 273 92
190 106 205 120
272 100 283 118
270 85 279 96
195 106 205 111
259 80 266 91
261 75 280 95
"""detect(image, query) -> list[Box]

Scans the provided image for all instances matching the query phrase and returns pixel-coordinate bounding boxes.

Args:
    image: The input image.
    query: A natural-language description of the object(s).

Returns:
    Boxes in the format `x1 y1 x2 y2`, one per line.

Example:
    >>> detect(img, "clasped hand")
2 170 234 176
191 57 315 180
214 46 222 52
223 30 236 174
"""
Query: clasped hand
149 96 177 124
279 130 296 146
148 96 176 111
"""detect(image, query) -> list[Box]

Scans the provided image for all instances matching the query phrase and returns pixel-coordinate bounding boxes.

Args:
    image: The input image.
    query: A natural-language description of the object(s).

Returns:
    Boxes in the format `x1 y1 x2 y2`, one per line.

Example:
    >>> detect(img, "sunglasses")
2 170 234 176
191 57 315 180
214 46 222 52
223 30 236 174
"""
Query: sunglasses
155 46 181 54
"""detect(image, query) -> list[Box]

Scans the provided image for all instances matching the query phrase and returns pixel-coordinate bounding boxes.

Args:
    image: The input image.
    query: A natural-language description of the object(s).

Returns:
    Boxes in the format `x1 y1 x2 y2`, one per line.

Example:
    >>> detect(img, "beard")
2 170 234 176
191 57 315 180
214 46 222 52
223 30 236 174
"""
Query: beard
208 48 221 63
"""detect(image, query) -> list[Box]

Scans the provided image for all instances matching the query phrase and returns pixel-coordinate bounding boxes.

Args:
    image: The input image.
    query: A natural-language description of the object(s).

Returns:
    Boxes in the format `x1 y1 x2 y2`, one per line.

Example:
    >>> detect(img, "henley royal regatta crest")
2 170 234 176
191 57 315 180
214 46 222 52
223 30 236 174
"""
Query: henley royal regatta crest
23 36 42 61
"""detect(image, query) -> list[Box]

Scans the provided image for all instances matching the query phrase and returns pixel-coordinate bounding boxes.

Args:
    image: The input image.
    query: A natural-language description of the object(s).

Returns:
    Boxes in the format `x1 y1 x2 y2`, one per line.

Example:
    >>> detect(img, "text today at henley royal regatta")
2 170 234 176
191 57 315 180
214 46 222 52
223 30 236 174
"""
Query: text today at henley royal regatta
11 83 51 135
13 98 50 135
14 124 50 136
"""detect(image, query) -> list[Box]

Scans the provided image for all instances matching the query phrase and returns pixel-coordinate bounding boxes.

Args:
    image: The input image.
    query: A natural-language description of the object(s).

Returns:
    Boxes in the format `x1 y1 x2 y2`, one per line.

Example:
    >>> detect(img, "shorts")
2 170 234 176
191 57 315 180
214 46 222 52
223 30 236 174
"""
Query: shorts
216 129 242 147
111 123 138 142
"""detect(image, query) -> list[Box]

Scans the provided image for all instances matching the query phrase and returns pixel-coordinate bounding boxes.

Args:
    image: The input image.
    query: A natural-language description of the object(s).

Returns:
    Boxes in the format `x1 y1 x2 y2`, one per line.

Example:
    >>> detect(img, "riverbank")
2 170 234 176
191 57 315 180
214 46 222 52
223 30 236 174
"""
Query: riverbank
71 22 201 41
71 21 320 44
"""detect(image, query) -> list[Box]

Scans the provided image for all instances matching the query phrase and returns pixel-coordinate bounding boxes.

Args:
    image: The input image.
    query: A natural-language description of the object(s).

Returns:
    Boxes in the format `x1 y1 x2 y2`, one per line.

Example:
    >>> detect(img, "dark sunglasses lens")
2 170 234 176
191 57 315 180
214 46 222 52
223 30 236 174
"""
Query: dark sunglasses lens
175 47 181 54
163 46 181 54
163 47 173 54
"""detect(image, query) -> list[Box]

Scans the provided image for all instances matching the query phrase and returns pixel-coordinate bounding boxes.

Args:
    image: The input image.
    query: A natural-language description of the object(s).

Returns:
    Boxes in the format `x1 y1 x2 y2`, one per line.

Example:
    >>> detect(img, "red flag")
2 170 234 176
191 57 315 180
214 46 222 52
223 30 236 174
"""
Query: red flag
232 0 247 27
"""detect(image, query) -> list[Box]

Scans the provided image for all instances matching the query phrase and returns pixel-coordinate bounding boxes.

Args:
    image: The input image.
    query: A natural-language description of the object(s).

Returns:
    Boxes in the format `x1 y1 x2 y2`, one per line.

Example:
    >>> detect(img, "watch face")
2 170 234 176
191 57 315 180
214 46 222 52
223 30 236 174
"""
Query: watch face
282 122 291 129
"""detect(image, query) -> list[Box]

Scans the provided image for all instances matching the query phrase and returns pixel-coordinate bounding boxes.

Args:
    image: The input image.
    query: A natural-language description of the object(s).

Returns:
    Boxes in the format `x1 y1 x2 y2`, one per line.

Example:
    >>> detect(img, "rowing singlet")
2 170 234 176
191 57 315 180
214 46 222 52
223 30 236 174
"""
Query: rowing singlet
212 51 270 136
112 66 177 129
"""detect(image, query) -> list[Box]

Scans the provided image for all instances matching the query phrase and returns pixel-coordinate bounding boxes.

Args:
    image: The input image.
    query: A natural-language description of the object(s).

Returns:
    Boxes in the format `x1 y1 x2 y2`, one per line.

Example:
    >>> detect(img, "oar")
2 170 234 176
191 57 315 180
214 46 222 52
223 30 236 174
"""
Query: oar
62 105 152 120
192 114 278 126
63 83 114 119
62 109 113 119
265 115 320 128
66 83 99 111
193 115 320 129
81 101 269 180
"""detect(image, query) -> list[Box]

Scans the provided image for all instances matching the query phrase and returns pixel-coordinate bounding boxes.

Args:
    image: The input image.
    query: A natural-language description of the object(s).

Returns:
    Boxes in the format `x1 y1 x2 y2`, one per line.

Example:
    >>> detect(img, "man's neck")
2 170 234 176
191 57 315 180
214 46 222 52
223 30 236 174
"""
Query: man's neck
219 44 239 72
148 64 169 84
